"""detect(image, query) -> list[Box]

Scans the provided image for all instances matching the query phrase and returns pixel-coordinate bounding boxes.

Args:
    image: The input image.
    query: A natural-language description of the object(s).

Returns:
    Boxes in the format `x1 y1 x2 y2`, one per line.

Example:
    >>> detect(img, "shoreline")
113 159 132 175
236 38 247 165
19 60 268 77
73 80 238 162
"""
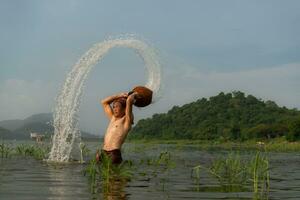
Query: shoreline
127 138 300 152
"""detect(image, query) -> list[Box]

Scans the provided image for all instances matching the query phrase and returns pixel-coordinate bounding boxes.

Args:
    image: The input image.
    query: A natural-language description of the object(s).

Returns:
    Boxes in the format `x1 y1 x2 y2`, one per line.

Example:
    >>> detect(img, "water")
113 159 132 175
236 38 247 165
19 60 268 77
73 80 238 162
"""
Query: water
48 37 162 162
1 142 300 200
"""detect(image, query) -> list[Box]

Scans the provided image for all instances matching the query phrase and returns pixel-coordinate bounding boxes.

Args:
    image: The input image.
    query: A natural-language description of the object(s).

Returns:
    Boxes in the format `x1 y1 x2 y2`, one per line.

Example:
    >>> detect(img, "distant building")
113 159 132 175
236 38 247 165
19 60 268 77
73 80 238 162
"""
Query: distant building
30 132 45 143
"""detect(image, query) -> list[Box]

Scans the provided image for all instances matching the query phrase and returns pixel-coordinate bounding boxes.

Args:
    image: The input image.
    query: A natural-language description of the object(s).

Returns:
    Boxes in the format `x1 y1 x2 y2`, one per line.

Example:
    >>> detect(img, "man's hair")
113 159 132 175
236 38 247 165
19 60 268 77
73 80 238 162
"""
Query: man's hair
112 97 127 109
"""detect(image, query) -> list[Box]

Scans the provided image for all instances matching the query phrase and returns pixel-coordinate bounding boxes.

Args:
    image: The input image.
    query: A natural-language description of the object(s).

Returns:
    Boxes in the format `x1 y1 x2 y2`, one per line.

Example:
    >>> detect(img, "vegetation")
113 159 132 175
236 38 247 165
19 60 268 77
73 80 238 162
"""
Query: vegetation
192 151 270 198
128 138 300 152
0 141 50 160
84 148 270 197
208 152 249 188
143 151 175 168
79 142 91 163
0 141 13 158
84 149 178 194
251 152 270 195
14 143 50 160
286 118 300 141
0 140 281 198
84 153 133 193
129 91 300 141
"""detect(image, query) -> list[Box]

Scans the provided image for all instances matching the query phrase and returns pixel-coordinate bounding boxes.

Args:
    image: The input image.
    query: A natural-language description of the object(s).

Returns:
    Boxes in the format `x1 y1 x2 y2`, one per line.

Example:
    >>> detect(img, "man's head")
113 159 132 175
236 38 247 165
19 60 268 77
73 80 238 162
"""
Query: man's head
112 97 126 118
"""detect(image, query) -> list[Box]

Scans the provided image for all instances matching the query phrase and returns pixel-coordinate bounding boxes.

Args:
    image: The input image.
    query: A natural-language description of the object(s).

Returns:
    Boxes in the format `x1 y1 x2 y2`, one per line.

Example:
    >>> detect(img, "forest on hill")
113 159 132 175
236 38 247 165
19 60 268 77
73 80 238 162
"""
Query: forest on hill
129 91 300 141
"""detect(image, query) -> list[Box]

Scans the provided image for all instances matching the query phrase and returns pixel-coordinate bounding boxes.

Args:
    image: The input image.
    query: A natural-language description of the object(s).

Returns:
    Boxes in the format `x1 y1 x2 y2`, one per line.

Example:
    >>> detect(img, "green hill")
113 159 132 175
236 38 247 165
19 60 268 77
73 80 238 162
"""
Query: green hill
0 119 24 131
0 113 98 139
0 113 52 132
129 91 300 141
0 126 14 139
13 121 54 137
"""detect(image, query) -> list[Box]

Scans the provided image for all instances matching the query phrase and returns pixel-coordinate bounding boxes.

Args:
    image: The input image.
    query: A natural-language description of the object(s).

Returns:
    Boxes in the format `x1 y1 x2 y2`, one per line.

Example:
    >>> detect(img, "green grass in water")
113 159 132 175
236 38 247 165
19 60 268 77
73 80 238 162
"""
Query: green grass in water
192 150 270 197
84 152 133 194
15 143 50 160
0 141 13 158
0 141 50 160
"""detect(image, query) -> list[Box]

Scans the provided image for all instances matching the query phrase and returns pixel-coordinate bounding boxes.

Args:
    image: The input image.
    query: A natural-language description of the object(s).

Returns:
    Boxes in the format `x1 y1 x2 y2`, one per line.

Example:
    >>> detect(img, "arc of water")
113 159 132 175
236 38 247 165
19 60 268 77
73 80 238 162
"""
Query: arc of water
48 38 161 162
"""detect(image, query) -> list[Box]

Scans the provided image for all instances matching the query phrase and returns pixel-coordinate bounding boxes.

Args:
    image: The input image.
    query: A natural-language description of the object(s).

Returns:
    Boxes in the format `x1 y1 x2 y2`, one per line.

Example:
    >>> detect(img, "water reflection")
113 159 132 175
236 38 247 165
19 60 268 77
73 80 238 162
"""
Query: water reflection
46 162 90 200
101 179 128 200
1 142 300 199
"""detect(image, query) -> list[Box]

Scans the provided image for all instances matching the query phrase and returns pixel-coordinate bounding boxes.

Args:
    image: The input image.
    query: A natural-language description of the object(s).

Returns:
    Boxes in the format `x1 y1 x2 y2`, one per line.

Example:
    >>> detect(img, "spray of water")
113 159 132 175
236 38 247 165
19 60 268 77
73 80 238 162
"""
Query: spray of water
47 37 161 162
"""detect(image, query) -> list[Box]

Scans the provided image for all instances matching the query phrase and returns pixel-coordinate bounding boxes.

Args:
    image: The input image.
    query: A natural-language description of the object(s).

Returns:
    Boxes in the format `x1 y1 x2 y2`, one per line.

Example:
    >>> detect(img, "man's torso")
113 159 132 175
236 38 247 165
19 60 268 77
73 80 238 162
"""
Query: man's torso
103 116 130 151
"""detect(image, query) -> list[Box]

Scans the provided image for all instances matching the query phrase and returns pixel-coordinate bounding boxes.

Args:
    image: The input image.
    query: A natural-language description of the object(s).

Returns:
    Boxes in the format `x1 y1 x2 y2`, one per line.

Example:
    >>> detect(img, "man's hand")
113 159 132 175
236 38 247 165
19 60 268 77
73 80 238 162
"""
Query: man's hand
127 92 138 104
118 92 128 99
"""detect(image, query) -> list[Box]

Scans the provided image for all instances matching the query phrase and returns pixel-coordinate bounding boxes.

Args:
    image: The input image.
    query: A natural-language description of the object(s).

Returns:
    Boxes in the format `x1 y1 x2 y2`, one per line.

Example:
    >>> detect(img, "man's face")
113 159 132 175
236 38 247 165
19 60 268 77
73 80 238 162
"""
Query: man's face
112 102 125 117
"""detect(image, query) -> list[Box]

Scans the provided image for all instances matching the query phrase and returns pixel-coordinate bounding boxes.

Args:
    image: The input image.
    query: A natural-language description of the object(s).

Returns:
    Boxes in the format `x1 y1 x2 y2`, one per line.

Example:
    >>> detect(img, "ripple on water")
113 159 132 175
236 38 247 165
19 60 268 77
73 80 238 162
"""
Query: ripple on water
1 143 300 199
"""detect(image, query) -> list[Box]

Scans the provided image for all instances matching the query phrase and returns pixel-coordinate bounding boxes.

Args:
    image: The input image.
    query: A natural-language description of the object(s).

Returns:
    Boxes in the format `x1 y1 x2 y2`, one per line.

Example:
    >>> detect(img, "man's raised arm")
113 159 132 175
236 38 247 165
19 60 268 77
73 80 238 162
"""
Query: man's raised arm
124 92 137 128
101 93 128 119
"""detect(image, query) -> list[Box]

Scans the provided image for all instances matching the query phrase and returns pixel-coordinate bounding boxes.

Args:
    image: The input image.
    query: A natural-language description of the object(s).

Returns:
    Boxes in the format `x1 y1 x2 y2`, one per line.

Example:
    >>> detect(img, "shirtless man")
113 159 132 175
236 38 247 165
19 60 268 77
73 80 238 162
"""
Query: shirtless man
96 92 137 164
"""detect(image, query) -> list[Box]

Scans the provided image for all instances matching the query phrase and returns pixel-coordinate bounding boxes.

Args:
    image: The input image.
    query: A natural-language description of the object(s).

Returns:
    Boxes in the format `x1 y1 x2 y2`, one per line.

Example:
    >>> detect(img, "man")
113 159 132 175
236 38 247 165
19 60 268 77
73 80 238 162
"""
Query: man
96 92 137 164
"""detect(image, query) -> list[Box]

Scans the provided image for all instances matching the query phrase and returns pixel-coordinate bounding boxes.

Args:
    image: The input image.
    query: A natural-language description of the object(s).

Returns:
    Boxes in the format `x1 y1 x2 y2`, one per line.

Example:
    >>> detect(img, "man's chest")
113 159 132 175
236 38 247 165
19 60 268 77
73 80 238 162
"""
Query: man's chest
107 119 125 132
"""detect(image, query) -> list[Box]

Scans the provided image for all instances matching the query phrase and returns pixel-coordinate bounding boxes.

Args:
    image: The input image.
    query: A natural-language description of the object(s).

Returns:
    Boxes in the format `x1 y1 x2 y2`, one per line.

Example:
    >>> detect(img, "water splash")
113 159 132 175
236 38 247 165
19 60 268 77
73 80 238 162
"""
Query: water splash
48 37 161 162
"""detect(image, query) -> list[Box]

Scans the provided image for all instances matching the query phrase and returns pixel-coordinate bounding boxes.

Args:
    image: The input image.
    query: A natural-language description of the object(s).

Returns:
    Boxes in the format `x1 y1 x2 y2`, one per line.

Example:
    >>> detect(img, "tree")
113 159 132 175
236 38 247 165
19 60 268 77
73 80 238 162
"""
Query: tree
129 91 300 141
287 118 300 141
229 124 241 140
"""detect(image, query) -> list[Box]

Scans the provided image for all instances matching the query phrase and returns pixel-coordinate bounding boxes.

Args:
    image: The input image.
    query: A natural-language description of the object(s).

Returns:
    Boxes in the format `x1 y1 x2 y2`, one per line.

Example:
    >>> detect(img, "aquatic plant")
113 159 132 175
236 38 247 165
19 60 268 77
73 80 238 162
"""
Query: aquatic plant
100 153 132 181
84 152 133 193
159 177 167 191
0 142 50 160
0 141 13 158
15 144 28 156
85 158 98 192
192 151 270 194
209 152 249 188
79 142 91 164
250 151 270 196
142 151 177 191
32 145 50 160
146 151 176 169
15 144 50 160
191 165 202 191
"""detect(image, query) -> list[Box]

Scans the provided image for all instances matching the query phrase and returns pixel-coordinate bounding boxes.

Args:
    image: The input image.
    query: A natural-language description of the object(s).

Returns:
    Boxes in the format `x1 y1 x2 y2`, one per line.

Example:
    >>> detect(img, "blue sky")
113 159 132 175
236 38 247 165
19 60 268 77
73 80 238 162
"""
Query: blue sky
0 0 300 134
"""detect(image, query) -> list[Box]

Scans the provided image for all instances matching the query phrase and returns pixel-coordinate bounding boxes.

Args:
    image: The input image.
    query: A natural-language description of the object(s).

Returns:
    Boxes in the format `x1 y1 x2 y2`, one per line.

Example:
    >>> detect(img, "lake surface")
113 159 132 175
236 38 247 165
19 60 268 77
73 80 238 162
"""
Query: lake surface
1 141 300 199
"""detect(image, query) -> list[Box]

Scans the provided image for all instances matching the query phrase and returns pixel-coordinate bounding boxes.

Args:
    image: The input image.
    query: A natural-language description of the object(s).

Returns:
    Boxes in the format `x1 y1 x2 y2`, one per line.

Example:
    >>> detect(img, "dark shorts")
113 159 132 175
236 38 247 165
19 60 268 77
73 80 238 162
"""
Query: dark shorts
99 149 123 165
